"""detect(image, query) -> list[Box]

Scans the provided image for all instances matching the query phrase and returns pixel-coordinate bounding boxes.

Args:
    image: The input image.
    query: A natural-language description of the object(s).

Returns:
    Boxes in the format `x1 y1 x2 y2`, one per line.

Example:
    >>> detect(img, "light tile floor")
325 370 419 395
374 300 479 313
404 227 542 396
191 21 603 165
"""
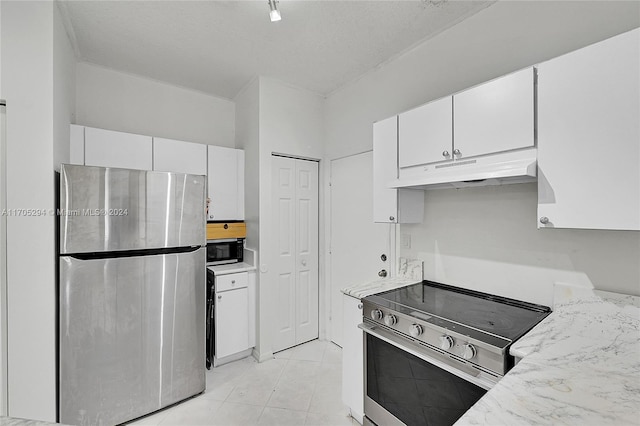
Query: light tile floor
128 340 358 426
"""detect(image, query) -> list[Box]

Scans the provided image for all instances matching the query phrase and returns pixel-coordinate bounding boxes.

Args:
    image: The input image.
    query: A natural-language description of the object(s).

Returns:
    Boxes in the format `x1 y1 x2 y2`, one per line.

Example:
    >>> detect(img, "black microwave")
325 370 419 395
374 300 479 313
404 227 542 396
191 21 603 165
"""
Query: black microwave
206 238 244 265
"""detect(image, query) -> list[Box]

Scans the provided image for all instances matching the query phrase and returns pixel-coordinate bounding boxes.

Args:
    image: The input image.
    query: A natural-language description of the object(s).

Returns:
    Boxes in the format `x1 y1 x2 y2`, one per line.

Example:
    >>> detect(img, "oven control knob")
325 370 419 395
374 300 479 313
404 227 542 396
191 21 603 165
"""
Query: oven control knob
440 335 454 350
462 344 477 360
383 314 397 326
370 309 383 321
409 324 423 338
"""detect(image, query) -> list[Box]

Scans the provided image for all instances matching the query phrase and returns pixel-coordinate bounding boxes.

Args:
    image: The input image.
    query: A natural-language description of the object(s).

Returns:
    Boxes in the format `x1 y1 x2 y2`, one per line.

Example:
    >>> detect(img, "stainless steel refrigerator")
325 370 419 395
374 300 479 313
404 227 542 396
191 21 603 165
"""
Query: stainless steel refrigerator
58 164 206 426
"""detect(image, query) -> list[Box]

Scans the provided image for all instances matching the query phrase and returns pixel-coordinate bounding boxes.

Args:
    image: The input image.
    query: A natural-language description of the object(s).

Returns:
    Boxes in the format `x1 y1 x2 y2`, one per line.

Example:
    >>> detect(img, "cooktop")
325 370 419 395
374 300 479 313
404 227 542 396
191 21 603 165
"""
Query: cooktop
366 280 551 342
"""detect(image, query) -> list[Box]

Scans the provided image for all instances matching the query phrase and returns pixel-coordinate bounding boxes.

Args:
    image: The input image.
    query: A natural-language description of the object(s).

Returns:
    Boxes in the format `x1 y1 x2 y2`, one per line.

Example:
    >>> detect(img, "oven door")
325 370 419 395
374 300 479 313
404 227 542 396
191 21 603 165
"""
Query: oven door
360 321 495 426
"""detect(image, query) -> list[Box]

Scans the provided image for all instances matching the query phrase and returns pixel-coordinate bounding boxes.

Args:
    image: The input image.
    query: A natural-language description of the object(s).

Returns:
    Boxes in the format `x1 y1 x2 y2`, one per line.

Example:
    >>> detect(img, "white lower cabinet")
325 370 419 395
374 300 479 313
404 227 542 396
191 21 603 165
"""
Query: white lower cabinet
342 293 364 424
215 272 250 359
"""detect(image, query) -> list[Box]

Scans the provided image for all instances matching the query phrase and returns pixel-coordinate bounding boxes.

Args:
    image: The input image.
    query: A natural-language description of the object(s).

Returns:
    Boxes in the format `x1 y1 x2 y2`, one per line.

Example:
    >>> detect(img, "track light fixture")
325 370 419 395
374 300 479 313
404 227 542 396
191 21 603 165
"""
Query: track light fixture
268 0 281 22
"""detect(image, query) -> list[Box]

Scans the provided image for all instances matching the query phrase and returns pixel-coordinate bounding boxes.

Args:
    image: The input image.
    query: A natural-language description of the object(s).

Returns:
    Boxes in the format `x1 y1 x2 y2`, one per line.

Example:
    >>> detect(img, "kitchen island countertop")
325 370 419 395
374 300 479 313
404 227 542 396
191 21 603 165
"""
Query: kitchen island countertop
457 288 640 425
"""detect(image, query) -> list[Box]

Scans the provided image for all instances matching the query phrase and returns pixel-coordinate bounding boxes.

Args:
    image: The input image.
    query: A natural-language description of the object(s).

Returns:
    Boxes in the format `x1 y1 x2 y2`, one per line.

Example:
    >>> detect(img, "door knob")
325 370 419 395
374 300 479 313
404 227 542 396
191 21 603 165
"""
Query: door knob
301 260 307 266
380 254 387 262
217 295 222 300
378 269 387 278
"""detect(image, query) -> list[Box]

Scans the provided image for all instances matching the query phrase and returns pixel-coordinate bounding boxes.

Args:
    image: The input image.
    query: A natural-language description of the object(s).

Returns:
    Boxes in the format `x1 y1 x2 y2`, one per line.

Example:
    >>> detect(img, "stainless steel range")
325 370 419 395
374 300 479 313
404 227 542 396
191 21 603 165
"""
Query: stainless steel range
360 280 551 426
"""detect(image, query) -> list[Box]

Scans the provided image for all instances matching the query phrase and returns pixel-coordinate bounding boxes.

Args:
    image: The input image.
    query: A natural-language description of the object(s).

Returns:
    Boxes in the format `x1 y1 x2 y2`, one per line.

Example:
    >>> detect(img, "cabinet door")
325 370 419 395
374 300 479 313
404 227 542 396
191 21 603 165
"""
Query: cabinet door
341 294 363 424
373 117 424 224
153 137 206 176
215 286 249 359
537 29 639 230
207 146 244 221
454 67 534 159
398 96 452 167
373 117 398 223
84 127 153 170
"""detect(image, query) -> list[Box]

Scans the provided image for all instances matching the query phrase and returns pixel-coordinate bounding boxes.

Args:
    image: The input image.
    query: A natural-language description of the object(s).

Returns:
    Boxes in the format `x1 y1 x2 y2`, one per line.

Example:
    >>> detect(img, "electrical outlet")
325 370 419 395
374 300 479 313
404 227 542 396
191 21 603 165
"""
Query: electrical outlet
401 233 411 249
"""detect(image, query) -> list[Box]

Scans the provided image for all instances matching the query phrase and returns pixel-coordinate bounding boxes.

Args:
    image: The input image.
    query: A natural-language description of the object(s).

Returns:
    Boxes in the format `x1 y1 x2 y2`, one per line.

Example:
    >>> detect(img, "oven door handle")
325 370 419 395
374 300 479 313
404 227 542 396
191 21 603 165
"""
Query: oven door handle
358 322 496 391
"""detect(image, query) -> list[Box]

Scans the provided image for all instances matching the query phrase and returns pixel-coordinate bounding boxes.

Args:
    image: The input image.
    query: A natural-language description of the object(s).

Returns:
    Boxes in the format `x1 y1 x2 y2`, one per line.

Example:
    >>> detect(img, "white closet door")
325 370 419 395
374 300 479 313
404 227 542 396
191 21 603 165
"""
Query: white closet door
294 160 319 345
273 156 297 351
272 156 319 353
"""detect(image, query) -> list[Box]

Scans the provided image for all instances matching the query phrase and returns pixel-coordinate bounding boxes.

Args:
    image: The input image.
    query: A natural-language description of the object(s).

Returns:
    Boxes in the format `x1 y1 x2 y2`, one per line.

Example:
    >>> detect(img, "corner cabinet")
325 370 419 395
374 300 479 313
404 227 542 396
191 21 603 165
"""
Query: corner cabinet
537 28 640 231
207 146 245 221
341 293 364 424
373 116 423 223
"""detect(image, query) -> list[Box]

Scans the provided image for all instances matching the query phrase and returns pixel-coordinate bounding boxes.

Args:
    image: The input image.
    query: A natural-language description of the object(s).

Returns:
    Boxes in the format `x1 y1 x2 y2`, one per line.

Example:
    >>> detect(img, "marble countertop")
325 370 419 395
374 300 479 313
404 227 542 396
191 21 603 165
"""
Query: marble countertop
0 417 62 425
457 288 640 425
341 258 423 299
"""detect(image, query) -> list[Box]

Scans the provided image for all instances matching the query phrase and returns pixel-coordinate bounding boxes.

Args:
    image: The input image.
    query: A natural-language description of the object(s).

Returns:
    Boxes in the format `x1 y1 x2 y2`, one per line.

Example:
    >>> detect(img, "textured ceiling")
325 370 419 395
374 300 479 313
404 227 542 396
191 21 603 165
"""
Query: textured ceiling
60 1 494 99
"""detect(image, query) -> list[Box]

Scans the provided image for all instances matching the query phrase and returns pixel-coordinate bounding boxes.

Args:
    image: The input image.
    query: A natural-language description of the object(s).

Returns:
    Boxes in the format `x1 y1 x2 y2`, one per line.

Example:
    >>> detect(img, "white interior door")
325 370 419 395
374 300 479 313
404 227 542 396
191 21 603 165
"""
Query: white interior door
272 156 319 352
330 151 392 348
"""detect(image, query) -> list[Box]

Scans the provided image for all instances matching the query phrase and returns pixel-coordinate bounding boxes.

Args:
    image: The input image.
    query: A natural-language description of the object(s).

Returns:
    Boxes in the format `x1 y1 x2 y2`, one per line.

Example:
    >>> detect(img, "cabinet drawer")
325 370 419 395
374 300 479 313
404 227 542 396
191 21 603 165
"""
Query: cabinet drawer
206 222 246 240
216 272 248 292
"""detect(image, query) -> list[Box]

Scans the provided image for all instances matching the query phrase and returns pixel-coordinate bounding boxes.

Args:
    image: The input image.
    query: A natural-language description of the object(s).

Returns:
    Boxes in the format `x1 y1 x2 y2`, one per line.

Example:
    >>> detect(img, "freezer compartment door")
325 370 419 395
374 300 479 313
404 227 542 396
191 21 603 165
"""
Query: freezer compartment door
60 164 205 254
59 248 205 426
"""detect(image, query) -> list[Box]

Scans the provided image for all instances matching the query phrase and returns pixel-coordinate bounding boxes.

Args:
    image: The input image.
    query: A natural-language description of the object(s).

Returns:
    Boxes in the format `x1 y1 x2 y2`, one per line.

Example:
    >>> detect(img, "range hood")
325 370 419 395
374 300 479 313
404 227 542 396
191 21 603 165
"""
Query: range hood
390 148 537 190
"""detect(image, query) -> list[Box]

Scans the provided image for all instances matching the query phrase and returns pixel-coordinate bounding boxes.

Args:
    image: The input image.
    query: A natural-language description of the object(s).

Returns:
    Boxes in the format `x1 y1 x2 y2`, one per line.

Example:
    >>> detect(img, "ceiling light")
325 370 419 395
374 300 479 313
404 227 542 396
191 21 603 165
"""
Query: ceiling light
268 0 281 22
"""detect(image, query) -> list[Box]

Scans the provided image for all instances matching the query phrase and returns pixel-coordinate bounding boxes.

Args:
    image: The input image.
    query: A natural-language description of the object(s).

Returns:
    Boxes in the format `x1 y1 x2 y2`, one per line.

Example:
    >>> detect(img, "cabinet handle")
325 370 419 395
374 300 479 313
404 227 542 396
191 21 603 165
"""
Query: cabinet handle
358 303 363 310
231 280 236 284
539 217 549 224
453 149 461 156
218 295 222 300
389 216 395 221
301 260 307 266
442 150 450 157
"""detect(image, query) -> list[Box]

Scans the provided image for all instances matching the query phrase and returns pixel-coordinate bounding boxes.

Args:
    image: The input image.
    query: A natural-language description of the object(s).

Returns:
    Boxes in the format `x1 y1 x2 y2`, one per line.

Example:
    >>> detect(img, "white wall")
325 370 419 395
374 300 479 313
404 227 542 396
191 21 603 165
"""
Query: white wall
235 78 260 250
237 77 324 360
324 1 640 307
234 78 262 358
0 1 59 421
76 62 235 147
54 3 76 171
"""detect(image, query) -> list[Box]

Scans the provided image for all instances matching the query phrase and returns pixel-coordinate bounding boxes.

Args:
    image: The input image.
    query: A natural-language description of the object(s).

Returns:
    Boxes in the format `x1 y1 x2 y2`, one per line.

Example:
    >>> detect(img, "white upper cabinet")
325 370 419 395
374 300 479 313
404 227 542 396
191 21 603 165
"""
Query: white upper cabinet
207 146 245 221
152 137 207 176
84 127 153 171
454 67 535 160
373 116 423 223
398 96 453 167
537 28 639 231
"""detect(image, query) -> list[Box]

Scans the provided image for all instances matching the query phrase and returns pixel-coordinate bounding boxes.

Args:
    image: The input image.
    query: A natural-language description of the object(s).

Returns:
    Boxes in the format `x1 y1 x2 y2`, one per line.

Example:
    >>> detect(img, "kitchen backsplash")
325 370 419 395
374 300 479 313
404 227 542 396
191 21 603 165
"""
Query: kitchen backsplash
397 257 423 281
